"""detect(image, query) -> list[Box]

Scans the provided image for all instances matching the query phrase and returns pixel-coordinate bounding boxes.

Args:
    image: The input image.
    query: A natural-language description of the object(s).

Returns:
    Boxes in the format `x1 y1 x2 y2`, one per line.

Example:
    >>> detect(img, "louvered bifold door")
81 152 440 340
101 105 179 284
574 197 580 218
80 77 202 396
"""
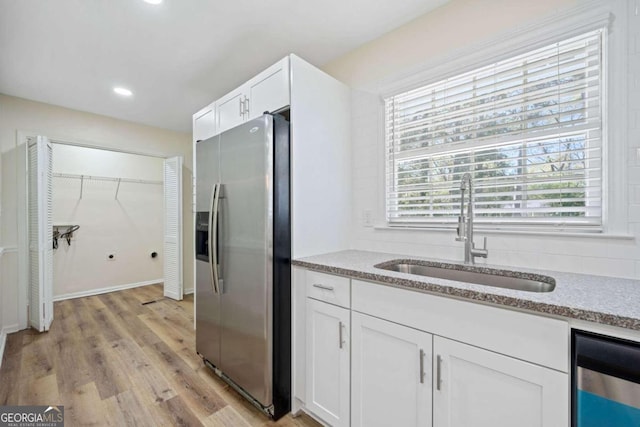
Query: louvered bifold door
163 156 184 300
28 136 54 332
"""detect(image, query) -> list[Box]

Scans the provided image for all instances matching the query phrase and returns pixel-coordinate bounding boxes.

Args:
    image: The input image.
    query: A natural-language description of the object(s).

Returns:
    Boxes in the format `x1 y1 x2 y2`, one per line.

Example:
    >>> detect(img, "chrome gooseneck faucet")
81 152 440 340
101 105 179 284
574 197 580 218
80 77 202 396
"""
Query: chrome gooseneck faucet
456 173 488 264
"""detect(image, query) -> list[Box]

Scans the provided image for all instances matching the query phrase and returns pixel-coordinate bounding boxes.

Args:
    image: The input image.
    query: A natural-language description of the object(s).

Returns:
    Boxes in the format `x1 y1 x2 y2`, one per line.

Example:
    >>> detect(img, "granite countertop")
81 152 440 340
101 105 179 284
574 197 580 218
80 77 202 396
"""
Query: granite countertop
292 250 640 331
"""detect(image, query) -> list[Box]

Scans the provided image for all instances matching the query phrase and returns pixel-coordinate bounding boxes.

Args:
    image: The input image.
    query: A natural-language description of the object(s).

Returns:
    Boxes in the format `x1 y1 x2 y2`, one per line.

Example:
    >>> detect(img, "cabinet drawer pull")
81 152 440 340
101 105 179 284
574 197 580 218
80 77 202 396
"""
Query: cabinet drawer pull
339 321 344 349
419 349 425 384
436 355 442 391
239 97 244 117
312 284 334 291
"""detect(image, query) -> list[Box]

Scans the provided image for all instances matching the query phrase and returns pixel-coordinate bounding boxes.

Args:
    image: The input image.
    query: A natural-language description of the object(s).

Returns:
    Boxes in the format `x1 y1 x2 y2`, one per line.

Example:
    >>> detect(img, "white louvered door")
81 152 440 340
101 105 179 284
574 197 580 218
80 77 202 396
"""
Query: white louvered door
163 156 183 300
28 136 53 332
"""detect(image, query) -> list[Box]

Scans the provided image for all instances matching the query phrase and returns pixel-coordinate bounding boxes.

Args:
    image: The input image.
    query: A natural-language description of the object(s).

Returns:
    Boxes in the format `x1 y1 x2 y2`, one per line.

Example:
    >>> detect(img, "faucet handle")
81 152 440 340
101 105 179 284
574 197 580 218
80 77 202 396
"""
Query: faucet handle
470 236 489 259
471 236 489 259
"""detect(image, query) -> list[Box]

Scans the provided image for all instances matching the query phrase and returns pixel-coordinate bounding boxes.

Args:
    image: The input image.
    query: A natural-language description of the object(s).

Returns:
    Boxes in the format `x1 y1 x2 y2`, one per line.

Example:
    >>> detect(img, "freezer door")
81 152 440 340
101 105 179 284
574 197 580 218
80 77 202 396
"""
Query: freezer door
219 116 273 406
195 136 222 368
195 259 221 366
196 137 219 212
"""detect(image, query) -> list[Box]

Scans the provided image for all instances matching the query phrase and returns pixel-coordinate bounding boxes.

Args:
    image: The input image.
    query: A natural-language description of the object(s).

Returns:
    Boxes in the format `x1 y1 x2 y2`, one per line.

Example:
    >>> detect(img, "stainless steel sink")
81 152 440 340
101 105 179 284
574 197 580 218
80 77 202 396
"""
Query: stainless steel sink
375 260 555 293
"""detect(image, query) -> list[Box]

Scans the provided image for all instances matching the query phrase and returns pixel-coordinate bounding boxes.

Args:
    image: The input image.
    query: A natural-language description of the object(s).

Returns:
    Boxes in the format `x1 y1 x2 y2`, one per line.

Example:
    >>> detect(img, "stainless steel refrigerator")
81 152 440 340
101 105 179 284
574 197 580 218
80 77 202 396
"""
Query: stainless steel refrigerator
195 114 290 419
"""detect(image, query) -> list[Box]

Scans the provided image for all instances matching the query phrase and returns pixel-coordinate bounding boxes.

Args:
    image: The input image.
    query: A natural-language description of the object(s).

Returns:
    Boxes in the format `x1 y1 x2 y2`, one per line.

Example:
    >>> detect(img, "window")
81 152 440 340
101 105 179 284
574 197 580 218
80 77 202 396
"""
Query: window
385 29 604 230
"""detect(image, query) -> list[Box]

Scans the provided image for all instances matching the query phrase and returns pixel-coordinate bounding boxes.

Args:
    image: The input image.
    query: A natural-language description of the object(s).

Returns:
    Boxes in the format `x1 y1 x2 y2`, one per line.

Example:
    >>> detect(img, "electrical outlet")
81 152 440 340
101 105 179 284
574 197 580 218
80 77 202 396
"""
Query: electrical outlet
363 209 373 227
107 253 116 261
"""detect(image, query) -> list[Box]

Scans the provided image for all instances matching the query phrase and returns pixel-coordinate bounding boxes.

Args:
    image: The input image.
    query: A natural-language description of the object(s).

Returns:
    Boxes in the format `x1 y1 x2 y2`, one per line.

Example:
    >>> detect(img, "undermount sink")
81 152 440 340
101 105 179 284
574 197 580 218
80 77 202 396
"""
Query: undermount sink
375 260 556 293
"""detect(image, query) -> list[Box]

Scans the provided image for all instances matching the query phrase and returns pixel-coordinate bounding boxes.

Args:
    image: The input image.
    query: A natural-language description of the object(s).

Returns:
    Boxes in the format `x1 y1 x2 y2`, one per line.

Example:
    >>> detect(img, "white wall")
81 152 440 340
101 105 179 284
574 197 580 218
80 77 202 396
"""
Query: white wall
52 144 164 299
0 146 21 337
324 0 640 279
0 94 194 332
0 248 7 362
53 144 164 181
324 0 579 91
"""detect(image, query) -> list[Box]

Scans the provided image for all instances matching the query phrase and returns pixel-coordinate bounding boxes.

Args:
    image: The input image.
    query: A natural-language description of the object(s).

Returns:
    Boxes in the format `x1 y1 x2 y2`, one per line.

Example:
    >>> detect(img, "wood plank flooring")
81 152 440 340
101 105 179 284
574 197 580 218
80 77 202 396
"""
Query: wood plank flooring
0 284 319 427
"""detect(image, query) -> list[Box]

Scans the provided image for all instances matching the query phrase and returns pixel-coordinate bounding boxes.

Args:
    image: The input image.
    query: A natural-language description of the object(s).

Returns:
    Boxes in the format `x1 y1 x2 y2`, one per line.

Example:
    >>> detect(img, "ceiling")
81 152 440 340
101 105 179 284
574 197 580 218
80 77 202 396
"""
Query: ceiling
0 0 447 133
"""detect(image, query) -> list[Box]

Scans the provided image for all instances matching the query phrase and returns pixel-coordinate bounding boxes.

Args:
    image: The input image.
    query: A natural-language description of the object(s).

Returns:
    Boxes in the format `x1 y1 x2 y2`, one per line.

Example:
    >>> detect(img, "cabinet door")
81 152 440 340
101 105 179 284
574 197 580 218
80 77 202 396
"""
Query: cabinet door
351 312 432 427
193 102 216 142
306 298 350 427
433 336 568 427
216 89 245 134
246 58 290 121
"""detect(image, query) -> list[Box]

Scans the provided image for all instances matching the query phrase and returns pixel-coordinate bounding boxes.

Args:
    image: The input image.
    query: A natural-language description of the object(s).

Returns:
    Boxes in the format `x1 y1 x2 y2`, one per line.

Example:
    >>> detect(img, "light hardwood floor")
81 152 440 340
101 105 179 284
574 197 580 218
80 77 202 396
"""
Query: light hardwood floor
0 284 319 427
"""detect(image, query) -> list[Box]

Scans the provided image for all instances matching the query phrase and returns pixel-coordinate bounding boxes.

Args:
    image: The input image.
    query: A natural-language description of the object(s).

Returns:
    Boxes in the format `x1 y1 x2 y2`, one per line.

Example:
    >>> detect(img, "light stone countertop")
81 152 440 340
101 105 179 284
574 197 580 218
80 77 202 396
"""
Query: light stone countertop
292 250 640 331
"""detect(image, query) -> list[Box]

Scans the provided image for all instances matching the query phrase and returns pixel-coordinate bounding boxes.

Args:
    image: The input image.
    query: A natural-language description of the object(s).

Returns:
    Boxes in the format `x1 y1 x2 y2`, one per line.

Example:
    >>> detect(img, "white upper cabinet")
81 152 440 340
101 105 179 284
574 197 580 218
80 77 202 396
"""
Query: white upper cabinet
433 336 568 427
216 89 245 135
246 58 290 121
192 101 216 143
216 57 290 135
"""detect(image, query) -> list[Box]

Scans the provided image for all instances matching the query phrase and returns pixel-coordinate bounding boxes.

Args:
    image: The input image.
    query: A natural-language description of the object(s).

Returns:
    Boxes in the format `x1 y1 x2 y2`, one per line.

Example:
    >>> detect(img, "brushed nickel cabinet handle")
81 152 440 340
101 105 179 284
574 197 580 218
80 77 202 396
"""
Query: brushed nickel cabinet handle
312 284 334 291
339 321 344 349
436 355 442 391
419 349 425 384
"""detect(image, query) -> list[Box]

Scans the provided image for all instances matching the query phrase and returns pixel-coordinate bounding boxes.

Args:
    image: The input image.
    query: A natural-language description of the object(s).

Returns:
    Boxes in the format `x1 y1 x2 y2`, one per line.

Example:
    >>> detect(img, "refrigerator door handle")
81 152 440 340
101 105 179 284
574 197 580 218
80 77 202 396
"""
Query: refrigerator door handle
217 184 224 293
210 182 221 294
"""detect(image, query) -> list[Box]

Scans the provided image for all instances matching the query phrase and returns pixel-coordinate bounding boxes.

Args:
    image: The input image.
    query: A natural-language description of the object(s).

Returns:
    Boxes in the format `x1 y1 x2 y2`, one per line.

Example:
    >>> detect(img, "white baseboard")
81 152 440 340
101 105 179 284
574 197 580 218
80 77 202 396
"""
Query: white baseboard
0 324 19 370
184 288 194 295
53 279 164 302
0 330 6 370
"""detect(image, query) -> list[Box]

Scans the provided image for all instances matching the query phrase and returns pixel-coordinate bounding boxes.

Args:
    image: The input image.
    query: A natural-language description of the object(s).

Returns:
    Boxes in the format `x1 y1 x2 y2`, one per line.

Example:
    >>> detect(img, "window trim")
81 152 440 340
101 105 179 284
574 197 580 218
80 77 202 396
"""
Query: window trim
376 2 628 234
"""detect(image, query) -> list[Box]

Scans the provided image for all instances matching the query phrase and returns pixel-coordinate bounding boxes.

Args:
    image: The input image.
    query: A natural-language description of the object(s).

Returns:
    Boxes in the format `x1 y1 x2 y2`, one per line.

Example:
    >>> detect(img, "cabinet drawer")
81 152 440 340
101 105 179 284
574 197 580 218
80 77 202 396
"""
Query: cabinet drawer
306 270 350 308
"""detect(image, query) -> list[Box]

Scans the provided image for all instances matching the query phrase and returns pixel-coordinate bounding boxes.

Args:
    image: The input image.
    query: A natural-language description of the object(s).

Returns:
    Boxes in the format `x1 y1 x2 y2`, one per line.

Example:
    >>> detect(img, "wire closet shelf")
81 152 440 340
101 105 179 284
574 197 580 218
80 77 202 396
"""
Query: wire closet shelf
52 173 163 199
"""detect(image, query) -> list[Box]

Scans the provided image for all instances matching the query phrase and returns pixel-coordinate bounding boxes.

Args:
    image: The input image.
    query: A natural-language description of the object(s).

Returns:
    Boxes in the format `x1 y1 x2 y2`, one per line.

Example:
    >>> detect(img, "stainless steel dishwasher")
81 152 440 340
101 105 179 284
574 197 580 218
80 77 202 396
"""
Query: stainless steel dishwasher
572 330 640 426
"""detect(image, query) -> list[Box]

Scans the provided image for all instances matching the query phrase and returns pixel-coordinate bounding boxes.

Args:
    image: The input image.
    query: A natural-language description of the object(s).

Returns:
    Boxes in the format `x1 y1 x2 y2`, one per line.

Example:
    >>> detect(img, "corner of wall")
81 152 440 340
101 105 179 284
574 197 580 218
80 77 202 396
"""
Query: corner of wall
0 329 6 369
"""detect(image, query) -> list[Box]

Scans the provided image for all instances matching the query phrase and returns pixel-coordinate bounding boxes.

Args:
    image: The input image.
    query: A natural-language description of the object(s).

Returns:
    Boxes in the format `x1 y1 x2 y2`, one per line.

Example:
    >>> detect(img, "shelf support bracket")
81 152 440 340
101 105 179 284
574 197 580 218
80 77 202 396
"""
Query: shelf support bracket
115 178 121 200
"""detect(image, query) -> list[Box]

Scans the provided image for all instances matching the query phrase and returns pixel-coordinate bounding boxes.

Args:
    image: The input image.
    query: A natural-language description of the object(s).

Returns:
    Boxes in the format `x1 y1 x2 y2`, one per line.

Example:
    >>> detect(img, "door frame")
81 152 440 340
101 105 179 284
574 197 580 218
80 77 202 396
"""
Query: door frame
17 130 186 329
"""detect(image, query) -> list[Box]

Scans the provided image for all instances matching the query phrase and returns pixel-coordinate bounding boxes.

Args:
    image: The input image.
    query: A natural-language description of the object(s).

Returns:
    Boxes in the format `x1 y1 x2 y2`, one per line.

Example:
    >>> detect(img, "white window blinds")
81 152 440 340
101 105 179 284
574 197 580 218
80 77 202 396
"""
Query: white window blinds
385 29 604 229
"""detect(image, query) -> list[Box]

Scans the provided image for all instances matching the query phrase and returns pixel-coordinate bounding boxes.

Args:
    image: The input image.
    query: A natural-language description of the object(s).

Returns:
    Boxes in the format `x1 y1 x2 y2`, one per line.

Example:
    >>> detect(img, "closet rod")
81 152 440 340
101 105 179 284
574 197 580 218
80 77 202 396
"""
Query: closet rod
53 173 162 185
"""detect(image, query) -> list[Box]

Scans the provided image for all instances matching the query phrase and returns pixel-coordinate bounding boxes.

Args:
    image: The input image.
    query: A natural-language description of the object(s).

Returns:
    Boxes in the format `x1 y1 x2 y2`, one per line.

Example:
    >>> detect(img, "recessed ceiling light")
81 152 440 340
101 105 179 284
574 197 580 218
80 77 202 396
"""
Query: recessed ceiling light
113 87 133 97
143 0 162 4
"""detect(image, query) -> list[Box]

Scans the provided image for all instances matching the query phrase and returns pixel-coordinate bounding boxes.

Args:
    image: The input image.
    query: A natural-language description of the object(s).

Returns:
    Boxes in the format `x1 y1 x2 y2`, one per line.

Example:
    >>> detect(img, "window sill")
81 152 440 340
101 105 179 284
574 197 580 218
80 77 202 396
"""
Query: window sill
372 225 634 240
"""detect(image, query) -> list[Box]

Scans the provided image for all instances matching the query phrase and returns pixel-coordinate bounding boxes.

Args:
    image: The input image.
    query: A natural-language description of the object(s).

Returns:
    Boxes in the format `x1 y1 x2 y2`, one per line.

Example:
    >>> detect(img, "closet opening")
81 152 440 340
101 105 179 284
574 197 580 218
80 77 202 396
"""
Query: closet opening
24 136 183 332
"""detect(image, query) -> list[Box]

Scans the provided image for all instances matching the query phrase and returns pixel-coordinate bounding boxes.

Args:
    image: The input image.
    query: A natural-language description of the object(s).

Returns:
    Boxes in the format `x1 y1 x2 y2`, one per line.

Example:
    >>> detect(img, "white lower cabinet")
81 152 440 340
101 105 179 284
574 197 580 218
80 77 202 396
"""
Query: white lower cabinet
296 272 570 427
305 298 350 427
351 312 432 427
433 336 568 427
